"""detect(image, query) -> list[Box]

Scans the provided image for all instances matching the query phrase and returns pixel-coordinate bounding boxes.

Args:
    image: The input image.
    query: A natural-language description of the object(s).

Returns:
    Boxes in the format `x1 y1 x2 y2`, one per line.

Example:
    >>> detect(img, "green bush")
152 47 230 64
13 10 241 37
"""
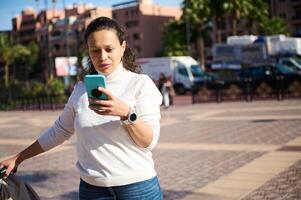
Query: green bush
46 78 65 96
31 81 45 96
0 78 67 101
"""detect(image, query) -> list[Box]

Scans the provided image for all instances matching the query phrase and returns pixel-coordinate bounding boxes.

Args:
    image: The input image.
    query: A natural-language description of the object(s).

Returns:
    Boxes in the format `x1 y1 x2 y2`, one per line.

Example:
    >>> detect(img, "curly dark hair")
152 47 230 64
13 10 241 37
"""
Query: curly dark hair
83 17 140 76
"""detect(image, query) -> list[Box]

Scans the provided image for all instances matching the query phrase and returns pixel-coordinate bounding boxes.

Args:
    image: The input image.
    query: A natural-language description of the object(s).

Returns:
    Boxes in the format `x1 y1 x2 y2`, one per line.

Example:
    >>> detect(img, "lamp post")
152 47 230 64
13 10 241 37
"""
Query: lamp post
45 0 54 81
62 0 71 86
35 0 54 81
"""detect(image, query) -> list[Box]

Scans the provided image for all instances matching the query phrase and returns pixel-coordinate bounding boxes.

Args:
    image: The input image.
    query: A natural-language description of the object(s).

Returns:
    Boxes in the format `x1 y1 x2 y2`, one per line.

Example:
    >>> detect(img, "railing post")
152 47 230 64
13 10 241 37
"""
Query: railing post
276 75 284 101
244 77 252 102
215 80 223 103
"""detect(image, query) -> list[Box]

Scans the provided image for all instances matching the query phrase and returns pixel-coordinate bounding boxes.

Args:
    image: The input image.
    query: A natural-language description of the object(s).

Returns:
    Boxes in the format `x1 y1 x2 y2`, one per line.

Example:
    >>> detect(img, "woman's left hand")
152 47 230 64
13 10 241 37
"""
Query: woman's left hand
88 87 130 119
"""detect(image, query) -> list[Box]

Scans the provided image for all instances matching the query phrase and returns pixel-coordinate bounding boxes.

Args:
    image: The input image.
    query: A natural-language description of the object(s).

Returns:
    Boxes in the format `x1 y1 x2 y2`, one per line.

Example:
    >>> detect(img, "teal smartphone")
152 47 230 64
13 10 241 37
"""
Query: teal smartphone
84 74 108 100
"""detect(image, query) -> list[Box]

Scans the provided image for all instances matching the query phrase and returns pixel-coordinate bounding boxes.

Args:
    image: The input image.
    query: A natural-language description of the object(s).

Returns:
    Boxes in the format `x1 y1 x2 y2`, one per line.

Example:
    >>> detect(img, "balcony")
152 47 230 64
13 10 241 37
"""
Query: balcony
291 0 301 7
291 15 301 24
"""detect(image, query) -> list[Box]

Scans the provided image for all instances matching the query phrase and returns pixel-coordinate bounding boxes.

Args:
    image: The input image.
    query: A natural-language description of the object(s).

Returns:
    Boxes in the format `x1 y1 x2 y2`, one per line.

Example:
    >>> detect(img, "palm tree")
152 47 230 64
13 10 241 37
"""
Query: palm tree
24 42 39 81
259 17 289 35
223 0 252 35
161 20 188 56
245 0 269 34
182 0 211 68
0 34 30 88
209 0 226 43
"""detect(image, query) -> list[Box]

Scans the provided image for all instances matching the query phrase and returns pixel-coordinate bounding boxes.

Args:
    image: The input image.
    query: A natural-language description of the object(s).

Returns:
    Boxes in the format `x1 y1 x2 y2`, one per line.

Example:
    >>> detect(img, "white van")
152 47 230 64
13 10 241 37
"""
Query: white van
137 56 204 94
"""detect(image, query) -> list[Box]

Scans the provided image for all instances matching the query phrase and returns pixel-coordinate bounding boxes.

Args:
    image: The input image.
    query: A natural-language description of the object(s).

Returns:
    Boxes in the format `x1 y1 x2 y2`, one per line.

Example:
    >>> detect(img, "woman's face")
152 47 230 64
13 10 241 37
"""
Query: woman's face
87 29 125 75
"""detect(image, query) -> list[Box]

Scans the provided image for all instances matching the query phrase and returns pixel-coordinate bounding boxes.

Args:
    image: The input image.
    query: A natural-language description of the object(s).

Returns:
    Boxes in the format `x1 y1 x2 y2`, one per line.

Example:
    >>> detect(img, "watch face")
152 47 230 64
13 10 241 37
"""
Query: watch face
129 113 137 122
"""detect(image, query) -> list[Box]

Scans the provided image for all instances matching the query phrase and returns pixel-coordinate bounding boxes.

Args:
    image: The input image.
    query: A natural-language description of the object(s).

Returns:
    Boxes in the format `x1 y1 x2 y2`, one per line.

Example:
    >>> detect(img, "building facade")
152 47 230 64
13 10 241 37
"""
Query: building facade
112 0 181 58
11 4 111 79
12 7 39 44
13 4 111 58
12 0 181 60
8 0 180 81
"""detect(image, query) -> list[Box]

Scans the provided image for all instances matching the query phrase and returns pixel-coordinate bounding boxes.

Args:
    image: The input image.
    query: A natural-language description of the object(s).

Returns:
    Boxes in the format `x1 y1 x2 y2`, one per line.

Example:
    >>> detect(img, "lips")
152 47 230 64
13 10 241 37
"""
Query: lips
100 63 110 68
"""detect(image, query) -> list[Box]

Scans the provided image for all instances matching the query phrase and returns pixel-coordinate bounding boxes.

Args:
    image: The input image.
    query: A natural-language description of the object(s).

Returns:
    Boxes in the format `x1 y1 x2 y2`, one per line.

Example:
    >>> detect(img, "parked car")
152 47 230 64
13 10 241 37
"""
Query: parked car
239 64 297 81
192 63 301 101
237 64 301 98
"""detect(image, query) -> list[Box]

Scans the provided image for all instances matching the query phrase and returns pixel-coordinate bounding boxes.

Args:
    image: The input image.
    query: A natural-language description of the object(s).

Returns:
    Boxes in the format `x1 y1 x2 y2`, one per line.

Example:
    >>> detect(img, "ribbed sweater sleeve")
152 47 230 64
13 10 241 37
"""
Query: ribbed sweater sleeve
135 76 163 150
37 87 76 151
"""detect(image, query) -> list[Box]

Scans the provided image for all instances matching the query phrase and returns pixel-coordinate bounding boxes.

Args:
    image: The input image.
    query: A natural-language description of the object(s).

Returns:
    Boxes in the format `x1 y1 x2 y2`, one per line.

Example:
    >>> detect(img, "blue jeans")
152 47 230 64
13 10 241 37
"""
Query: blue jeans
79 176 163 200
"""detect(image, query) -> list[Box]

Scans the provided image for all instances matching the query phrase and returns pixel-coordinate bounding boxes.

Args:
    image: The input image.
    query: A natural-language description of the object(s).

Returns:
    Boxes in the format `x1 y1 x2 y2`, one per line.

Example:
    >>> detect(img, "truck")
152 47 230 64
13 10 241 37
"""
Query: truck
137 56 205 94
211 35 301 73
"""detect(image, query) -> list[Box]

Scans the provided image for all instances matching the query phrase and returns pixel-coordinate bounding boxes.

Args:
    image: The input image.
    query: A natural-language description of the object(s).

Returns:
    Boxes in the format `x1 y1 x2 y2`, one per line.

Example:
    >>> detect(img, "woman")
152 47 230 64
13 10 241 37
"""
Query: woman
158 73 175 108
157 73 168 108
0 17 163 200
165 77 175 107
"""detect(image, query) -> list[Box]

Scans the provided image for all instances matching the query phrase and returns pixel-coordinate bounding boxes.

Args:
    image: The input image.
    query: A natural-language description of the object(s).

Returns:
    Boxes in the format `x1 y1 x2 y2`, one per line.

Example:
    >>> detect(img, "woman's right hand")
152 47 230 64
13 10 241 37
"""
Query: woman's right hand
0 155 21 179
0 140 44 179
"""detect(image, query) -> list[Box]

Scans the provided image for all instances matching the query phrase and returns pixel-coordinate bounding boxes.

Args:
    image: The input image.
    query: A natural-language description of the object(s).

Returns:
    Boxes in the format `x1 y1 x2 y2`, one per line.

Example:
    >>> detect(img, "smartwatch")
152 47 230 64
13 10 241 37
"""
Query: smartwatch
121 106 137 125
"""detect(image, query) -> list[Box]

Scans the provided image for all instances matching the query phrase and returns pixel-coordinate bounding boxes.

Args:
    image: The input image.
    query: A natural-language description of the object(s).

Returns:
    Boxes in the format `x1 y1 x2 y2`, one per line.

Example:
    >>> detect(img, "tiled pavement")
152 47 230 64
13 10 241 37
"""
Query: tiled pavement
0 99 301 199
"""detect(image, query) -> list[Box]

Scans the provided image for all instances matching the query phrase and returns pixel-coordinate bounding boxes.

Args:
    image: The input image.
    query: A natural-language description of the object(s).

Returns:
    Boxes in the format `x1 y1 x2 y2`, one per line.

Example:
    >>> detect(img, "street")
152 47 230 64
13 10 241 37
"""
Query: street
0 99 300 199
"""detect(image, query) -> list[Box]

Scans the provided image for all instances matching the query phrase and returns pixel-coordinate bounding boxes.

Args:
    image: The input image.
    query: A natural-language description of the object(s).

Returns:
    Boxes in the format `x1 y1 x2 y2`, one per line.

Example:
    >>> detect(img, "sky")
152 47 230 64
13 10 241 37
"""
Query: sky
0 0 182 31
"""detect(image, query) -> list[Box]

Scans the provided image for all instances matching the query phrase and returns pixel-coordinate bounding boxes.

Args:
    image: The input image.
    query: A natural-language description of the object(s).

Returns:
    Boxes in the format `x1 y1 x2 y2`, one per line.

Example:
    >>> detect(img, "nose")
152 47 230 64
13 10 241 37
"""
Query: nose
99 50 108 61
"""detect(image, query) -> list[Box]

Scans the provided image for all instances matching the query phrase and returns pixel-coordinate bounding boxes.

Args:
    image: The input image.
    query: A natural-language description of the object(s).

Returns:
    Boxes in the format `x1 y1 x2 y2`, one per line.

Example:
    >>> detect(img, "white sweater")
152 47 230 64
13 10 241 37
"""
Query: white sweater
38 63 163 187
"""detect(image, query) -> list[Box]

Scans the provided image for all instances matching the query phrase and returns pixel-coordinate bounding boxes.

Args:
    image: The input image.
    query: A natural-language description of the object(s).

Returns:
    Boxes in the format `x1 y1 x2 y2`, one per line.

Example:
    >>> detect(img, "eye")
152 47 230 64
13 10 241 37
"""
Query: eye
106 48 114 52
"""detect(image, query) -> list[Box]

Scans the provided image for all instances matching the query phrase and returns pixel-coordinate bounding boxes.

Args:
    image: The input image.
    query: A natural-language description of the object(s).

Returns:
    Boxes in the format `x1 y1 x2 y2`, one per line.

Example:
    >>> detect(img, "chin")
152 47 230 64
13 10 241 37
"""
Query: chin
96 68 111 75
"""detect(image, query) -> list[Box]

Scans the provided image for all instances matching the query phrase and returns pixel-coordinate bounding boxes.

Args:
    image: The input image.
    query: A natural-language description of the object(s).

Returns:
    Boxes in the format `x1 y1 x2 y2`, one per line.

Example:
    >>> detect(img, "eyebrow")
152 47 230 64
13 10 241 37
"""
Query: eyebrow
89 44 115 49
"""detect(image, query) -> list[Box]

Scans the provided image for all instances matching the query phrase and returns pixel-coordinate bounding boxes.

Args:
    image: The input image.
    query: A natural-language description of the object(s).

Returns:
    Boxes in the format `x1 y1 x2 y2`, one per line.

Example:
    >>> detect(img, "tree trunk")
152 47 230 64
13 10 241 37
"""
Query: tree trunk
212 16 217 44
231 10 240 36
213 16 222 43
231 15 237 35
4 63 9 88
216 17 222 43
251 21 257 35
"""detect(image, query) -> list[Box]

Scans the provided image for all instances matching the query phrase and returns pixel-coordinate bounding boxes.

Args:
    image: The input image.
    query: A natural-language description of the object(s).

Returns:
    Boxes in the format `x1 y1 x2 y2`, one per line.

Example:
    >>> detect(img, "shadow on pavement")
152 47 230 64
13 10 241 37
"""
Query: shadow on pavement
163 189 193 200
16 171 58 184
57 191 79 200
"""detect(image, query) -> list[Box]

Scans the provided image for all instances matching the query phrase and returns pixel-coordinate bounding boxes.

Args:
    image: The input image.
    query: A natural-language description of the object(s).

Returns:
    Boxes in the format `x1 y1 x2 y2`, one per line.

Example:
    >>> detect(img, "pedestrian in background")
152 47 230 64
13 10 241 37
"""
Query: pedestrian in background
158 73 169 108
0 17 163 200
165 76 175 106
158 73 175 108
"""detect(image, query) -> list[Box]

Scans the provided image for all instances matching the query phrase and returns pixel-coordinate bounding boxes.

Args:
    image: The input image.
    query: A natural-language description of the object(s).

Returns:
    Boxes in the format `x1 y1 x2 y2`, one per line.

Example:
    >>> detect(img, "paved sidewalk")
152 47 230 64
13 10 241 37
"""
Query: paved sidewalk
0 100 301 199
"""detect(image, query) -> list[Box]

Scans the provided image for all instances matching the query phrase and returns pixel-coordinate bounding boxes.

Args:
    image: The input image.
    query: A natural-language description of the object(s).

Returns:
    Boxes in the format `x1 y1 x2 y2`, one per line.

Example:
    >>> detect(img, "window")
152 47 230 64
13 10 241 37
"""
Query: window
178 67 189 77
282 61 294 68
277 64 295 74
125 20 139 28
20 30 35 36
191 65 203 77
279 13 287 19
53 44 60 51
51 31 61 37
133 33 140 40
